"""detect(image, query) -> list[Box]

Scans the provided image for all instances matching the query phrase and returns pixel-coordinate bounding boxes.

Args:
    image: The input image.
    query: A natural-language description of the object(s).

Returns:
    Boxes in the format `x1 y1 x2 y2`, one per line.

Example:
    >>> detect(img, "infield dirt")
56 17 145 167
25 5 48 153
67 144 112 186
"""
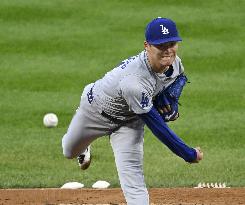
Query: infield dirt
0 188 244 205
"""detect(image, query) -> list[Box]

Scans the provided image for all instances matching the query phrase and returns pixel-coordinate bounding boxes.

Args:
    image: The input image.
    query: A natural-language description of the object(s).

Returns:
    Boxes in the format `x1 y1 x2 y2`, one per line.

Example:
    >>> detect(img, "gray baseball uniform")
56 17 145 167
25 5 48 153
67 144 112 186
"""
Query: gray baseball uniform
62 50 184 205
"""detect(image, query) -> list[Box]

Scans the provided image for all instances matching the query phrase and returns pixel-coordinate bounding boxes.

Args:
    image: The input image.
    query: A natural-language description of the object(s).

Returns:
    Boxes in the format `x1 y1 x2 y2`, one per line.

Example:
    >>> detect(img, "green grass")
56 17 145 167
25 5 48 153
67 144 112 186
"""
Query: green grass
0 0 244 188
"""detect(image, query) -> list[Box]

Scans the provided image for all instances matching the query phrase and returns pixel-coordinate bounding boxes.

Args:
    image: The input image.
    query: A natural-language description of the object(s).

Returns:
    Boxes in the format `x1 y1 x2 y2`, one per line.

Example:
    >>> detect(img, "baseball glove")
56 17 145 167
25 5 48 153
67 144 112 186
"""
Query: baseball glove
154 73 188 122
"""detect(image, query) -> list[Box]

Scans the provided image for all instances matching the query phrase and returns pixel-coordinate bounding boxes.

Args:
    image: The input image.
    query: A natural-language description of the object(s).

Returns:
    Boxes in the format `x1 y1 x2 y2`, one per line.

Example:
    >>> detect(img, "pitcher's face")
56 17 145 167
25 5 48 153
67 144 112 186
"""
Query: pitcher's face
144 41 178 73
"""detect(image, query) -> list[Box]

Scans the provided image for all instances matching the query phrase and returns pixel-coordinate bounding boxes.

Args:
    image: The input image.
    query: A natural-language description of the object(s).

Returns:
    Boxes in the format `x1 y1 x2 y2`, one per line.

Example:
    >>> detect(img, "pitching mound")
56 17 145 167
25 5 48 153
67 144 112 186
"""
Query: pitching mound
0 188 244 205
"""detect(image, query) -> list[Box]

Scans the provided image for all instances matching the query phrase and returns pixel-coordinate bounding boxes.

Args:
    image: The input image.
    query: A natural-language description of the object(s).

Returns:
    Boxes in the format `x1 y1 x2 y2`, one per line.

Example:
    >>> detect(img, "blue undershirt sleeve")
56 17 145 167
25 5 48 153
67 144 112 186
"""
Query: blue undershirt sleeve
139 107 197 162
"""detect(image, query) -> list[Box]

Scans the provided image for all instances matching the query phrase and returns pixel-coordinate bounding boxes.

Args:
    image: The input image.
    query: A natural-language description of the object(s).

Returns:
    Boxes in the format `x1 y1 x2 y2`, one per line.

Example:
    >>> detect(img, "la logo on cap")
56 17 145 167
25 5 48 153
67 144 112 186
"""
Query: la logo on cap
160 25 169 35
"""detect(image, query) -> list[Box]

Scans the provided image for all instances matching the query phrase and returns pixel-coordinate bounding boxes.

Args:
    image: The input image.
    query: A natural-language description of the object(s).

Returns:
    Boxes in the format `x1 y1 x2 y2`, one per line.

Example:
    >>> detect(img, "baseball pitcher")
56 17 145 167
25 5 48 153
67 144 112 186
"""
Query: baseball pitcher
62 17 203 205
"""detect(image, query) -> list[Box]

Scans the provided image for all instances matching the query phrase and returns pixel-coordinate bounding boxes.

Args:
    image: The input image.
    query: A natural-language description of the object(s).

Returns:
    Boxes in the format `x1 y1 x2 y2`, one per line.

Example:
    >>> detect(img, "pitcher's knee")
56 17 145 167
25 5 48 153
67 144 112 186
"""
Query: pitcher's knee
62 134 80 159
62 143 81 159
63 148 77 159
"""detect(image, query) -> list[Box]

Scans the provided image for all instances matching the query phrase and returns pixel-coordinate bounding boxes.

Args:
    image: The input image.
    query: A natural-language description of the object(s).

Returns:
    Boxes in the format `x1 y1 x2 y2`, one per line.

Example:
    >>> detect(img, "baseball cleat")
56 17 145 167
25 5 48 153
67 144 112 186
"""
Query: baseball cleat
77 146 91 170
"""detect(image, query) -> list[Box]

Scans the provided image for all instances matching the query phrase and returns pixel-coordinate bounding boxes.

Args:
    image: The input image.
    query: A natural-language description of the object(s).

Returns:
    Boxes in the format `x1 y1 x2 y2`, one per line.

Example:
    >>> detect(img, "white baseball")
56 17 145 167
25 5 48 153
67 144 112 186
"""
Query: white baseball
43 113 58 128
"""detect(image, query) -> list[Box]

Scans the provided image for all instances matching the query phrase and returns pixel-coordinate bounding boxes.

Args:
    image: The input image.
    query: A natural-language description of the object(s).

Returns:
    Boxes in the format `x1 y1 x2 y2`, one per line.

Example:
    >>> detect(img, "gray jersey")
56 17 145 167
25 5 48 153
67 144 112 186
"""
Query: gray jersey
92 50 184 121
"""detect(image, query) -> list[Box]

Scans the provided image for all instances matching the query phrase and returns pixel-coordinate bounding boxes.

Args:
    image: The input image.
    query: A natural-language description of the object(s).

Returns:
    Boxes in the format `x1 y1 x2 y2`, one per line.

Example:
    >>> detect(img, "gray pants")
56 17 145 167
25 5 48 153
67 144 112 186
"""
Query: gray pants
62 84 149 205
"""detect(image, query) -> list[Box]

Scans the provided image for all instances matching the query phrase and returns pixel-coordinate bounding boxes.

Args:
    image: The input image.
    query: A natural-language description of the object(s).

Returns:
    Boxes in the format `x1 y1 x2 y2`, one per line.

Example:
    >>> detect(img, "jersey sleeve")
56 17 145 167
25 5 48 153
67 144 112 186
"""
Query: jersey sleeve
139 107 197 162
120 75 153 114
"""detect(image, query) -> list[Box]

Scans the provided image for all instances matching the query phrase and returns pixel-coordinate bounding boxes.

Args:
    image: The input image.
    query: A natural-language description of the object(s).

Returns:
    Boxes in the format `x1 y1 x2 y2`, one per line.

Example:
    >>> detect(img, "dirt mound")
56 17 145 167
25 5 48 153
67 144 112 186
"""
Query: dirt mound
0 188 244 205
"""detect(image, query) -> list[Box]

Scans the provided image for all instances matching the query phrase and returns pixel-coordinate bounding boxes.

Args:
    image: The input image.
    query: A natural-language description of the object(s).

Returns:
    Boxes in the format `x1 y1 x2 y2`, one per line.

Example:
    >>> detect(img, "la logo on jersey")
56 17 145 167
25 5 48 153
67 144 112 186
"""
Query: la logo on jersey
160 25 169 35
140 92 149 108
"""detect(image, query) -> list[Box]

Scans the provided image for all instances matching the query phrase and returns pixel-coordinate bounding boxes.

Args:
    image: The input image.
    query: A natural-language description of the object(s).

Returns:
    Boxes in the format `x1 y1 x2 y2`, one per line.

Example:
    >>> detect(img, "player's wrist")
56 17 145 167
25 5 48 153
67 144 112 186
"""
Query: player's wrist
190 147 203 163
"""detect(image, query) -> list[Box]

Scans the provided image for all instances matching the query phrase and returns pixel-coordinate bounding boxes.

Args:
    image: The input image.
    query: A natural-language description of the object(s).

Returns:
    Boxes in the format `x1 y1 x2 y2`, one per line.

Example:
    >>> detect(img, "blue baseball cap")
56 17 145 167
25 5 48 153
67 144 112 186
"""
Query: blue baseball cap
145 17 182 45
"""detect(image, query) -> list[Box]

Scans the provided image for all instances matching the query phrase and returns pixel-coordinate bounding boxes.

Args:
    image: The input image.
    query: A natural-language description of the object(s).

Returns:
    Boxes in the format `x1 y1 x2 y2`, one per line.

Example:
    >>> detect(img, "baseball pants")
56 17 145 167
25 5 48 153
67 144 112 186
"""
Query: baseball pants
62 84 149 205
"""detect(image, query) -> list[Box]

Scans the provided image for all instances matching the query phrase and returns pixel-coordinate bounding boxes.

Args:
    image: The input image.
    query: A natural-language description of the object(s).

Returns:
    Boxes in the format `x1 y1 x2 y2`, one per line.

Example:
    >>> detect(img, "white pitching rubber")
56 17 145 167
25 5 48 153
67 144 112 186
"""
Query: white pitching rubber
61 182 84 189
92 180 110 189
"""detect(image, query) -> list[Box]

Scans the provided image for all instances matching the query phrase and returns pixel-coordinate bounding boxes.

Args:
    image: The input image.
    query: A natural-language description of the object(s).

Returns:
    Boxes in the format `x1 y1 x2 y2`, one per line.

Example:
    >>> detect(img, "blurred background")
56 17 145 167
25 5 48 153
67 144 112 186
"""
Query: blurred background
0 0 244 188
